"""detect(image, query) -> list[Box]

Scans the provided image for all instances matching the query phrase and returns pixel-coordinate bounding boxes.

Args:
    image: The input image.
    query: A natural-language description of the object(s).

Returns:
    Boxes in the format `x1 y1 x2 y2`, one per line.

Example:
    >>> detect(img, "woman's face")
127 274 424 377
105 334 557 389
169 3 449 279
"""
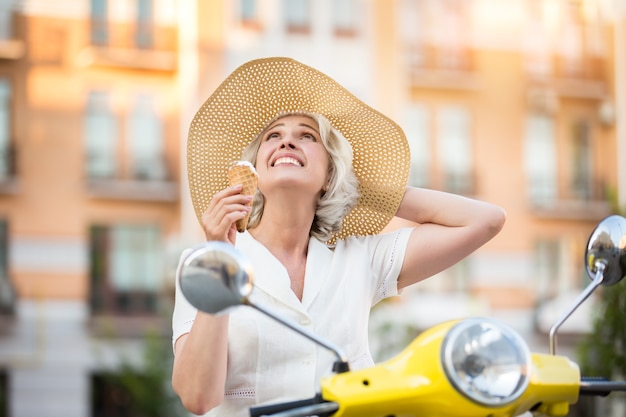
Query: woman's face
255 114 330 197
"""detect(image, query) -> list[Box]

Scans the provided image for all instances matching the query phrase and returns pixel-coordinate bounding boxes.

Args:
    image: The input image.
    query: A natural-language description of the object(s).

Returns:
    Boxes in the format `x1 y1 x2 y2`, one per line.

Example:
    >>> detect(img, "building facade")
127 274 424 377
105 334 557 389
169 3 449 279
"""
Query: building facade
370 0 618 353
0 0 623 416
0 1 182 416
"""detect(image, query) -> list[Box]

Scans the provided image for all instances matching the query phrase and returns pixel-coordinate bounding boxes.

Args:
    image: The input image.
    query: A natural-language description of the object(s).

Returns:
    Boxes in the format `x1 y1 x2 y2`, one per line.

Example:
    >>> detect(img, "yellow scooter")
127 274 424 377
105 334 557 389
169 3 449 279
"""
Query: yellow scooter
178 215 626 417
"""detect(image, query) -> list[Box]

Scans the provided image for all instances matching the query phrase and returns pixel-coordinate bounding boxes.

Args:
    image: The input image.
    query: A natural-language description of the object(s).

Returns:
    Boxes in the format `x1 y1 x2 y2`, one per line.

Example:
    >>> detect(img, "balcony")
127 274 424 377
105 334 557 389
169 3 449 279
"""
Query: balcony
85 156 178 202
525 54 608 101
405 43 480 91
415 168 477 198
529 179 611 221
0 39 24 60
76 21 177 72
87 179 178 202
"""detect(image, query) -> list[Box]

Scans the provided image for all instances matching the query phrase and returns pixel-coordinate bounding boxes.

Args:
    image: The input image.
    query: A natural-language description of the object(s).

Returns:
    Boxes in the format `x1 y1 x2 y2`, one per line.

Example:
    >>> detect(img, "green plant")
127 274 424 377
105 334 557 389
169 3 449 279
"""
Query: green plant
574 197 626 416
577 278 626 378
93 330 186 417
120 331 184 417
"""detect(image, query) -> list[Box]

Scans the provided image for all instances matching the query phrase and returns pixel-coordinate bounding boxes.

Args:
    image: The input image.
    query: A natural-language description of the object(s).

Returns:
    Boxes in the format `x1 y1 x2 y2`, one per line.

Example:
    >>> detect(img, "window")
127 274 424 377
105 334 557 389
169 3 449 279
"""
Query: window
128 94 166 181
417 259 469 293
399 0 427 69
404 104 430 188
523 0 552 76
90 0 108 46
0 220 13 314
535 239 560 301
0 2 12 40
433 0 469 69
241 0 257 23
534 237 587 303
524 115 556 205
91 338 182 417
91 372 159 417
284 0 310 33
533 234 592 335
135 0 154 48
85 91 117 179
0 221 8 278
437 107 473 194
333 0 358 36
570 120 592 200
0 79 11 179
90 224 162 314
558 1 584 77
0 370 7 417
92 373 137 417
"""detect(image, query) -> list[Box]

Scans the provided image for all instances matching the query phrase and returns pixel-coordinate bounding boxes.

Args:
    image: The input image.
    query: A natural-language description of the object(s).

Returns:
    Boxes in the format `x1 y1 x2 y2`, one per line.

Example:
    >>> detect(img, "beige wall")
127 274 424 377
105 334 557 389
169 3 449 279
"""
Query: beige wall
372 0 617 314
1 0 618 316
2 12 182 301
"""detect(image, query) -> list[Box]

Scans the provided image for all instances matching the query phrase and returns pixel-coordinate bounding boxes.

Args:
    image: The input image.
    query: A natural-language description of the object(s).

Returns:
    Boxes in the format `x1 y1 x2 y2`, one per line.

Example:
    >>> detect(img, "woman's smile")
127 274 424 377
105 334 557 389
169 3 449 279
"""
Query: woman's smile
272 156 303 167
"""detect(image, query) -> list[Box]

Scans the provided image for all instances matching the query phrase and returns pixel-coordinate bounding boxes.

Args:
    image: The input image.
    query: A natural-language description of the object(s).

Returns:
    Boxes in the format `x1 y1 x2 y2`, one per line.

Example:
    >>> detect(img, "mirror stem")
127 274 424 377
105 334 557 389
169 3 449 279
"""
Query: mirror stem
249 301 350 372
549 261 606 355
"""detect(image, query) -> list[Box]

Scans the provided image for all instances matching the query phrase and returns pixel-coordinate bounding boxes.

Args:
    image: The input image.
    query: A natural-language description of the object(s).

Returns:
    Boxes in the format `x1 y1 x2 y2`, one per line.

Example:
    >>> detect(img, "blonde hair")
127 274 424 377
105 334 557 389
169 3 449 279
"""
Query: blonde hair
241 112 360 243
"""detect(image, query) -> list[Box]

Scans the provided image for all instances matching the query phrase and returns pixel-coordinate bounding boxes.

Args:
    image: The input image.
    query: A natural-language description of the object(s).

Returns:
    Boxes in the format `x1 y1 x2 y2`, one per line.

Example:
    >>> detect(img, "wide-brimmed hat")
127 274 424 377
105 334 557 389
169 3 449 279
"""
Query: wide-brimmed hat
187 57 410 241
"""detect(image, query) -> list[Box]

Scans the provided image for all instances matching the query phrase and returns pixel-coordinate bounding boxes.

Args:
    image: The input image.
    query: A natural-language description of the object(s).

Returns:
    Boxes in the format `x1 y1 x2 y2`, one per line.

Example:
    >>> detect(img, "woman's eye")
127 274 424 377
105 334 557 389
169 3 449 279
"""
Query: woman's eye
266 132 280 140
301 133 316 141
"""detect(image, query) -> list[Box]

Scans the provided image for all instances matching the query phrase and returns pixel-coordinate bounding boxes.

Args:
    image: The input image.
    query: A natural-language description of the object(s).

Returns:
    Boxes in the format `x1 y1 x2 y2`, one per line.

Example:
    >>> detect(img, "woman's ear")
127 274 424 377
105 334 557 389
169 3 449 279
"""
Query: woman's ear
323 177 331 192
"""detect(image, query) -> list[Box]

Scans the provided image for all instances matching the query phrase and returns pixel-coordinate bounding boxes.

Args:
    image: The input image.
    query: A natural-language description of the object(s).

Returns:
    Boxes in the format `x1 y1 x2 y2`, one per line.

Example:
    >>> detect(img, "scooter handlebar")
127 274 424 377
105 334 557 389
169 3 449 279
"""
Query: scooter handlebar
249 395 338 417
580 376 626 397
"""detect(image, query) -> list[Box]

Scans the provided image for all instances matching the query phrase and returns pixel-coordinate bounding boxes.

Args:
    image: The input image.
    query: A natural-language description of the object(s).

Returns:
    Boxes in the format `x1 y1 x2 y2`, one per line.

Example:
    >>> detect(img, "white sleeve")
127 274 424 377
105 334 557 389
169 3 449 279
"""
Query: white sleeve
370 227 413 305
171 248 197 353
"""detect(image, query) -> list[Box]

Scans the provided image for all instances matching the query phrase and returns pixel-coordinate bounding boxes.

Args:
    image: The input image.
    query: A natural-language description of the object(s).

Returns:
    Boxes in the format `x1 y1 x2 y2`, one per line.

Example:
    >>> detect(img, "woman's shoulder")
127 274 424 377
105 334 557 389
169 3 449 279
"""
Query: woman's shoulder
332 227 413 252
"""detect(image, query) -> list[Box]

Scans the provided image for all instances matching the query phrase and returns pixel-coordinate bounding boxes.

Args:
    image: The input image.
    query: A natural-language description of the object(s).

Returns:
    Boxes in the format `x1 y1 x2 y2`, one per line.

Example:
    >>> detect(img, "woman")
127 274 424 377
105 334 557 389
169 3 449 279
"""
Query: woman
171 58 506 416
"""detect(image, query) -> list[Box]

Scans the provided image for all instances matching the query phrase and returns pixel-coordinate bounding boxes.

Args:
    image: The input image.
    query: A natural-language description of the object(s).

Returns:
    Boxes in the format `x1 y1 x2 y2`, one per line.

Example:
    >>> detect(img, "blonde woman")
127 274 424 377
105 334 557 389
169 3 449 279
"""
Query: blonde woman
172 58 506 417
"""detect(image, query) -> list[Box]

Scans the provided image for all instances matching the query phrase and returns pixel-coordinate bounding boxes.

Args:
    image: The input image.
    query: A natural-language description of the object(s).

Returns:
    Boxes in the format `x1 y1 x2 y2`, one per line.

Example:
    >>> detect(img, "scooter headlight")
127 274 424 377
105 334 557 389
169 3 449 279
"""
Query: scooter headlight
442 318 530 407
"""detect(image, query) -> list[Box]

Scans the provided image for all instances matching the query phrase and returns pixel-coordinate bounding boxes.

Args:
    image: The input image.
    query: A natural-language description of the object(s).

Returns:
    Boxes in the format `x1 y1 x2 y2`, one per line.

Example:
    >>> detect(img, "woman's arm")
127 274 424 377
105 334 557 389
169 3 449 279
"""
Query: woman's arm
171 185 250 414
172 313 229 415
390 187 506 290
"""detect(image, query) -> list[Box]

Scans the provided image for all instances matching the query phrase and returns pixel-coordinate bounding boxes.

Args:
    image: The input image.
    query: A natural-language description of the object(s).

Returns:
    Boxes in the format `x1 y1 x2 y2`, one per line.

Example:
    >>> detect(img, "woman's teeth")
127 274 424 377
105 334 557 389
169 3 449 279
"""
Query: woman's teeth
274 157 302 166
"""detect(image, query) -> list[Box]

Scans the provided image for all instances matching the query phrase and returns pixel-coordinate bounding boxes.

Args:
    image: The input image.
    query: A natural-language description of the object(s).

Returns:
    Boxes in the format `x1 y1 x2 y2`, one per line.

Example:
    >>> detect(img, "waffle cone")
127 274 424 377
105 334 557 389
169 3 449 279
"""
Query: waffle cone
228 164 258 232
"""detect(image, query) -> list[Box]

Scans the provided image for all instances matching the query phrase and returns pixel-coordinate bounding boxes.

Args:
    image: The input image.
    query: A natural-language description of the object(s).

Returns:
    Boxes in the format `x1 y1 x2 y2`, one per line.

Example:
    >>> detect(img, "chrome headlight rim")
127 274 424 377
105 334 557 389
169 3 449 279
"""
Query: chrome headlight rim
441 318 531 407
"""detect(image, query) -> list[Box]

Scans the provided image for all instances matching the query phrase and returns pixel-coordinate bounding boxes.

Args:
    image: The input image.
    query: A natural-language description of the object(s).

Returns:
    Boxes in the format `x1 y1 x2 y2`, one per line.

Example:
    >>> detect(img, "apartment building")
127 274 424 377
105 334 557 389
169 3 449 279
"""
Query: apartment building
0 0 622 416
0 1 183 416
369 0 618 358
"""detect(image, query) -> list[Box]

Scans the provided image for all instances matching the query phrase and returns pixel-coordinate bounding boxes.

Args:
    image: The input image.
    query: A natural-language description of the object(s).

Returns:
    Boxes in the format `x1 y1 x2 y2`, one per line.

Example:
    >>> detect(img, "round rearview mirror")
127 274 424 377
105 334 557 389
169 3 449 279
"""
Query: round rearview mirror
179 241 254 314
585 215 626 286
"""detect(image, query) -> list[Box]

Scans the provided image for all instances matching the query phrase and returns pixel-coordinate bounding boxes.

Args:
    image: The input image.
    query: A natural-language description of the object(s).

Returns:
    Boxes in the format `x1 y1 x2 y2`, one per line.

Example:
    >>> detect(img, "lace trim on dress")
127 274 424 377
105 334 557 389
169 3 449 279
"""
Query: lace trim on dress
379 231 403 300
225 388 256 399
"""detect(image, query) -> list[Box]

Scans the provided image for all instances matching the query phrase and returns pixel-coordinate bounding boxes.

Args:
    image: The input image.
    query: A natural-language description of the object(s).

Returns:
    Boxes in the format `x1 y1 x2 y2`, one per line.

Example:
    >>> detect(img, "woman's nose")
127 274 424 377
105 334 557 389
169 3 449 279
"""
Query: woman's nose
279 137 296 148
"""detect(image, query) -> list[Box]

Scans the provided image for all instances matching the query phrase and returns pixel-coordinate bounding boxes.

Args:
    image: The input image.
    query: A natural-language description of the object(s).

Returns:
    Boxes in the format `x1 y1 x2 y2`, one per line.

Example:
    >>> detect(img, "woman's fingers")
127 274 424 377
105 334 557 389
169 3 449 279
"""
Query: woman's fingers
202 185 253 242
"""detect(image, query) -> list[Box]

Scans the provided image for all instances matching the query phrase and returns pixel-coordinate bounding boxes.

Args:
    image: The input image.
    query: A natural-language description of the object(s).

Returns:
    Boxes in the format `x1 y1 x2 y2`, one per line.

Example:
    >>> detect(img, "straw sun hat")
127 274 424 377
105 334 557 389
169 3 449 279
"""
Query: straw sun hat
187 57 410 242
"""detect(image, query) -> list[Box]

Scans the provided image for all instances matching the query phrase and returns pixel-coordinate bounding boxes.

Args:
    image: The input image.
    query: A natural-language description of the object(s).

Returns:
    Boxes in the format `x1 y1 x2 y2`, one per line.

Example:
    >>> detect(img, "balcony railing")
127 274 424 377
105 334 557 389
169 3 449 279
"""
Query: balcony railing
85 155 178 202
78 22 177 72
529 178 611 220
405 43 480 90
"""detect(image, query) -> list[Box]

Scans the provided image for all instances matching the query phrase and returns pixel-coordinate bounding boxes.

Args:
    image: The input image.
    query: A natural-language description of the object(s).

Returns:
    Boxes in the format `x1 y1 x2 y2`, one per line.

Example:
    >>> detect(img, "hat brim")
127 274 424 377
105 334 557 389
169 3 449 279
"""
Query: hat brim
187 57 410 241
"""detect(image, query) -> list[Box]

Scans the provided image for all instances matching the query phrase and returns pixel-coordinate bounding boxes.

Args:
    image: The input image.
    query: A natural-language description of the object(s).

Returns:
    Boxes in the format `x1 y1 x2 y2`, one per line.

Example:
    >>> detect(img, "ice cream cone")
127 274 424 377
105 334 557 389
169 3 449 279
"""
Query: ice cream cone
228 161 258 232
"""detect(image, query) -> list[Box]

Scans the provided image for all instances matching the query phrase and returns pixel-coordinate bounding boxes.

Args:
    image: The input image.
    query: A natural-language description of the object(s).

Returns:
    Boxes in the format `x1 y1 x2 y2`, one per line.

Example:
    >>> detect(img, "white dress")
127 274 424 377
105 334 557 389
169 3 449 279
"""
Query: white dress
172 228 412 417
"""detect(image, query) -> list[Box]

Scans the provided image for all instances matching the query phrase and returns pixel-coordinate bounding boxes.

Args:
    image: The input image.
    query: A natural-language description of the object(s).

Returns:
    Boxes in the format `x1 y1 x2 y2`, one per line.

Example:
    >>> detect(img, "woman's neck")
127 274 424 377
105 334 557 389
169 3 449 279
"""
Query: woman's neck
249 197 315 257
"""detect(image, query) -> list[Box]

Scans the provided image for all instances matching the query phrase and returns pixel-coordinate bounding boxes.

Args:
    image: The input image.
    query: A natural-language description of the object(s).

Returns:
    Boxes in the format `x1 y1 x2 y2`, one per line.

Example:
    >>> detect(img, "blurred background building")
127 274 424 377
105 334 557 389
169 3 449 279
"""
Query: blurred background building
0 0 624 416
